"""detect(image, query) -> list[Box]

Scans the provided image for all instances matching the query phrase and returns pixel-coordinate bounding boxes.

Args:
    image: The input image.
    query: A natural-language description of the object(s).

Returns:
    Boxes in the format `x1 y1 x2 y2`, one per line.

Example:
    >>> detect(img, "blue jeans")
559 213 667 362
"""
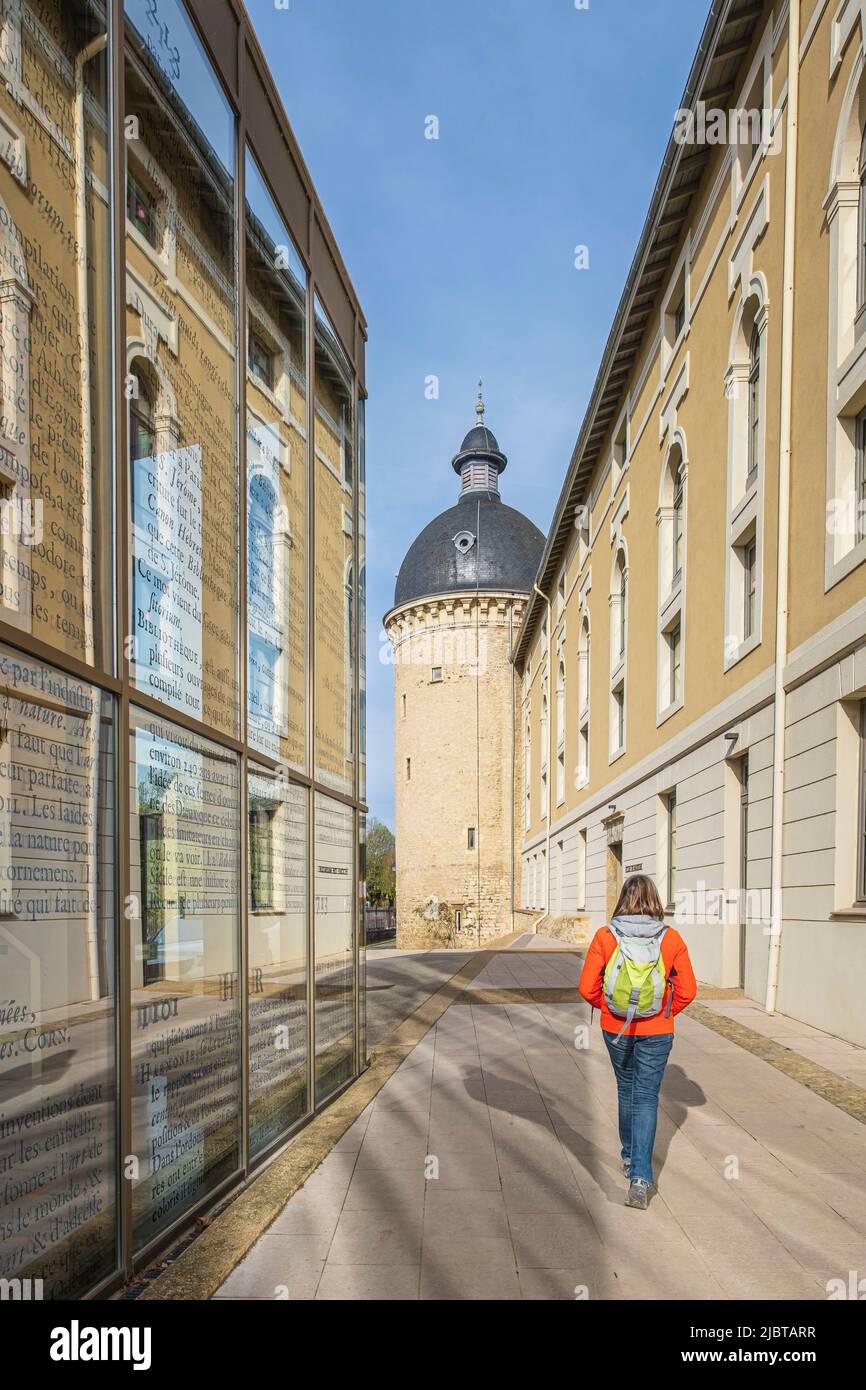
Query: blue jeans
603 1030 673 1185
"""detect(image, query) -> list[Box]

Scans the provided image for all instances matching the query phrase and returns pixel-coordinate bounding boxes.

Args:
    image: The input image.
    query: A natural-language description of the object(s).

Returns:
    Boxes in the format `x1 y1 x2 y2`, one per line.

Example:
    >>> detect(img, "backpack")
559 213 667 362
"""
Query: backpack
602 923 674 1041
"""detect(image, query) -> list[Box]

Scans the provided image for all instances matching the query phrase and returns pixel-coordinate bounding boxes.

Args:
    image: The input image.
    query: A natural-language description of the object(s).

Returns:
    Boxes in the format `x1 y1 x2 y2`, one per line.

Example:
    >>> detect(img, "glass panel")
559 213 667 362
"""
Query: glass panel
248 768 309 1156
0 644 115 1298
313 297 354 794
0 0 114 670
244 152 308 770
124 0 239 737
314 793 355 1103
358 399 366 800
129 706 240 1251
358 812 367 1066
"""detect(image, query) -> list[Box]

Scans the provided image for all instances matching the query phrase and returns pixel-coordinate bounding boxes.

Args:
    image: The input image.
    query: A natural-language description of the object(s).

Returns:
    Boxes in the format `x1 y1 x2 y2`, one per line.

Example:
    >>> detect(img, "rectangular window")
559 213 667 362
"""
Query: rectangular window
856 410 866 543
744 541 757 639
0 0 114 670
406 757 411 781
673 295 685 339
249 799 276 911
431 667 442 682
667 791 677 908
467 827 476 850
248 328 275 391
248 772 309 1155
0 646 116 1298
245 151 308 770
314 296 355 794
127 168 158 246
577 828 588 911
669 622 682 705
613 688 625 750
859 163 866 312
129 707 241 1252
579 725 589 786
314 795 356 1103
126 0 240 737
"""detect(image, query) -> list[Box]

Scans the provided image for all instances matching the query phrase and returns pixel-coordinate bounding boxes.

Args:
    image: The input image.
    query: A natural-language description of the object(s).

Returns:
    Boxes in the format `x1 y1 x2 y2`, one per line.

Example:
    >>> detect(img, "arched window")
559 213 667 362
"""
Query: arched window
747 324 761 490
540 688 549 816
673 460 684 583
658 440 686 718
610 548 627 757
615 551 627 662
858 122 866 312
130 370 156 462
556 660 566 805
578 617 590 714
577 614 590 790
826 61 866 583
724 285 766 664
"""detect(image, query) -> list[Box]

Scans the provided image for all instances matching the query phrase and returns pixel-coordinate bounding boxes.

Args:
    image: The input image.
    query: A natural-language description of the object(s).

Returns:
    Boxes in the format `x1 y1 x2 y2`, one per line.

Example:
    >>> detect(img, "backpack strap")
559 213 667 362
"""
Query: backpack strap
612 985 643 1042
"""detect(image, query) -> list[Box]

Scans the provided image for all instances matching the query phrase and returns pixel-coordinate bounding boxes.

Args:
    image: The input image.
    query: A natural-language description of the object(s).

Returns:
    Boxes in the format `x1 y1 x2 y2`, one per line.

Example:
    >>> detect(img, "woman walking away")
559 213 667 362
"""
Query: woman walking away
578 874 696 1210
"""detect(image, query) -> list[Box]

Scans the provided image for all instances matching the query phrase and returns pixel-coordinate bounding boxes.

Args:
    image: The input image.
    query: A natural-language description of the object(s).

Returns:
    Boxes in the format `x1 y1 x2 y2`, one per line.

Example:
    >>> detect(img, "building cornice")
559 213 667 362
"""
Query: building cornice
383 588 531 632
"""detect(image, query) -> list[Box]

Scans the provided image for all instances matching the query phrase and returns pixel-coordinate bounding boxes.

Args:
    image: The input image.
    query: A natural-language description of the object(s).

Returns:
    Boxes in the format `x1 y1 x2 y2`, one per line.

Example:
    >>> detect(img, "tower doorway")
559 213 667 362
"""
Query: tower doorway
605 818 624 921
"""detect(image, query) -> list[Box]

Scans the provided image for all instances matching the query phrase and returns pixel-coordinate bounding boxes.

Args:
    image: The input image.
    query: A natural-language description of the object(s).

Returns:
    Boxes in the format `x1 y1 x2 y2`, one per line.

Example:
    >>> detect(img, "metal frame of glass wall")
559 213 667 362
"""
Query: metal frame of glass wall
0 0 367 1299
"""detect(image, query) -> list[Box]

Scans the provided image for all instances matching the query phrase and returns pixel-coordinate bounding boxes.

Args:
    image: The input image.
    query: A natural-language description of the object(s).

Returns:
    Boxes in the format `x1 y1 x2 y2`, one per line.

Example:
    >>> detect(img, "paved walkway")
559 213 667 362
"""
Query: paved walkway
214 943 866 1300
365 947 475 1048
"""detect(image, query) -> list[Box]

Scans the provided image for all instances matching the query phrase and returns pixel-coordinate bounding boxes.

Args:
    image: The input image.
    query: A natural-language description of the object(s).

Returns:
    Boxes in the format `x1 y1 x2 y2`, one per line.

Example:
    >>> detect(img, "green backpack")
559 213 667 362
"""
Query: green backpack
603 923 673 1040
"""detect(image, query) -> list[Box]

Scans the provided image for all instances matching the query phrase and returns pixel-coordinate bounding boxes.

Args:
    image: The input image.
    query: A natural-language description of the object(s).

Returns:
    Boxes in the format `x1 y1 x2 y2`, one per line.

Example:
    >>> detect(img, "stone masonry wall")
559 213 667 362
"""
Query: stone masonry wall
387 593 526 948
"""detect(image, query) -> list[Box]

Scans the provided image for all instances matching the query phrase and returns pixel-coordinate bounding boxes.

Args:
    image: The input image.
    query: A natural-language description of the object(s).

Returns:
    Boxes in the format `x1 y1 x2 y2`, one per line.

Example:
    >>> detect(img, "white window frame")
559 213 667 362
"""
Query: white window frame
825 47 866 589
609 544 627 762
657 433 687 723
724 281 768 669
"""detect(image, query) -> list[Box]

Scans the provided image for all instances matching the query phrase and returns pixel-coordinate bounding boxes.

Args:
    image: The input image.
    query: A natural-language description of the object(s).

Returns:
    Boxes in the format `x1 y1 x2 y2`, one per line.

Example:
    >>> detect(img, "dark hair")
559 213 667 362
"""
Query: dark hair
611 873 665 921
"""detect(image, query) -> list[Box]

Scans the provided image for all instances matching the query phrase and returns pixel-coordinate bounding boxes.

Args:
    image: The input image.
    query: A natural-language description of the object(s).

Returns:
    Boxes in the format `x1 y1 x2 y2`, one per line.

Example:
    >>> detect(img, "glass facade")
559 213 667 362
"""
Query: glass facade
0 0 366 1299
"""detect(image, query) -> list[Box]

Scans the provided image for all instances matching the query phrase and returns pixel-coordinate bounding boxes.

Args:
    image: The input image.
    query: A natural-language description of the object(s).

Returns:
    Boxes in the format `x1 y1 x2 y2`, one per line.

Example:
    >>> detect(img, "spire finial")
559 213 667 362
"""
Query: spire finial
476 380 485 427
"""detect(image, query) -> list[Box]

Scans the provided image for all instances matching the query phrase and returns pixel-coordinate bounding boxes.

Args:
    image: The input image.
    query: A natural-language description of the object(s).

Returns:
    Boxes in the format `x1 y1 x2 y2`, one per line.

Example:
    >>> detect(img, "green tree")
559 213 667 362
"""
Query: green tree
366 818 396 907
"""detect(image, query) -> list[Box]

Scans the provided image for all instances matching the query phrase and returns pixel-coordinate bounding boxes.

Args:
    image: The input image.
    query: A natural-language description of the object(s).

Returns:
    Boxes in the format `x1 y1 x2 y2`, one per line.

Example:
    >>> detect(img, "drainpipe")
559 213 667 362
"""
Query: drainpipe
533 582 554 932
509 601 515 933
766 0 800 1014
75 33 107 1002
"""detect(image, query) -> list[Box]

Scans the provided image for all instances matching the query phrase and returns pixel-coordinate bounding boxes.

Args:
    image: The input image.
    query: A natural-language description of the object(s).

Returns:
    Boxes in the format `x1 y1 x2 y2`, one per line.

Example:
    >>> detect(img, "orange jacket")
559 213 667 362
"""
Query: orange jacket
578 924 697 1036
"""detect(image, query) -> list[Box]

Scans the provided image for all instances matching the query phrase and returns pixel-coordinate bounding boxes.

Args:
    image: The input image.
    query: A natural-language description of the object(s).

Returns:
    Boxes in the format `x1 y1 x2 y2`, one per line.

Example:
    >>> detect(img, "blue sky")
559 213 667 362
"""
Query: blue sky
246 0 708 828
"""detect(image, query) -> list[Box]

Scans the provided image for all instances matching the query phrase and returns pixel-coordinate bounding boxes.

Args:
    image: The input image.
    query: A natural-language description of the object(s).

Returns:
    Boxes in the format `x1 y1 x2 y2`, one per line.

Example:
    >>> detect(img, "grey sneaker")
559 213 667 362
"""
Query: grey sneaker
622 1159 631 1179
626 1179 650 1210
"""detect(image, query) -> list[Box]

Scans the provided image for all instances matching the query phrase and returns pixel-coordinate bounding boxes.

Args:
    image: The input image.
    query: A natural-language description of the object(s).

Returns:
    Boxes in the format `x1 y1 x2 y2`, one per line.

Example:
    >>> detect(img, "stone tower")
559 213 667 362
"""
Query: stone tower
384 390 545 947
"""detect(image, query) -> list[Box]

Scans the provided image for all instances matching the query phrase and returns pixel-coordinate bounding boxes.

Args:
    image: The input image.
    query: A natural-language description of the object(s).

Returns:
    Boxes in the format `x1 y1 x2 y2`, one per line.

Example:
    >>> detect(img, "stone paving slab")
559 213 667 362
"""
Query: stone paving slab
213 948 866 1302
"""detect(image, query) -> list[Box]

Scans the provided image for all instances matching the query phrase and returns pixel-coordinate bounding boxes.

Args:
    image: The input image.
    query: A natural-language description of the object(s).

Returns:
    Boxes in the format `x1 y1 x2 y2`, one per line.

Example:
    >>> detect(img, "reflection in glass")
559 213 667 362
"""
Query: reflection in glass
124 0 239 736
359 399 366 800
0 0 114 669
314 299 355 794
129 708 240 1251
359 813 367 1066
314 794 355 1102
244 152 308 770
0 644 115 1298
248 771 309 1155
